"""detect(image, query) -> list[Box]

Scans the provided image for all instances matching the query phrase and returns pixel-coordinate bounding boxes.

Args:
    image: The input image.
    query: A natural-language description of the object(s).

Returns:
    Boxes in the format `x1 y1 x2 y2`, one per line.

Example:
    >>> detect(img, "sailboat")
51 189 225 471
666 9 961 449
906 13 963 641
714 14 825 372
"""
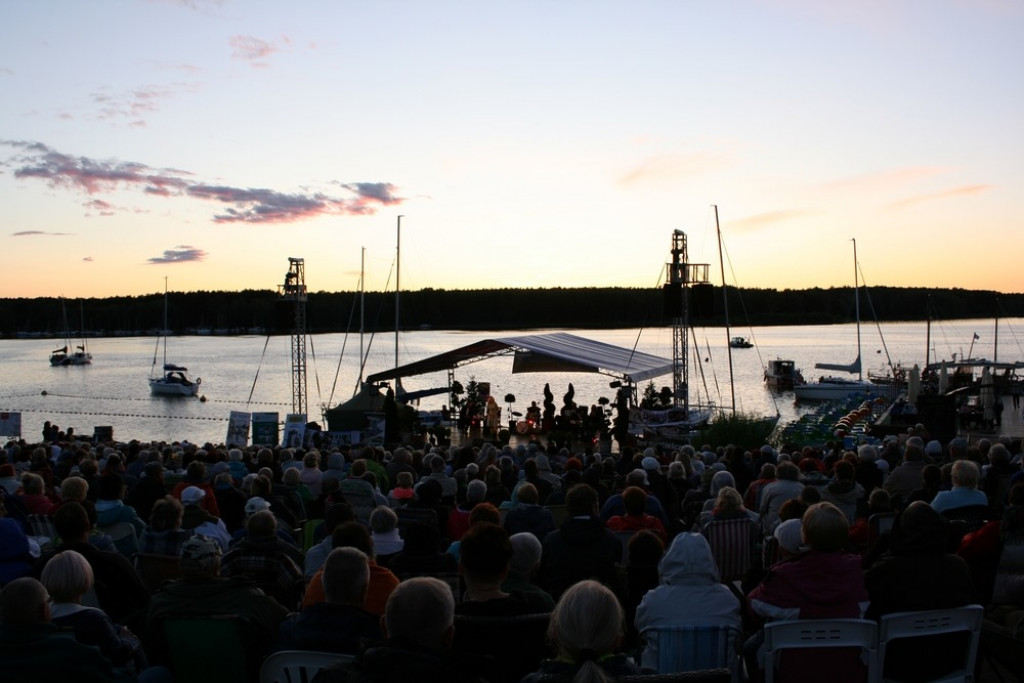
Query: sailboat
793 239 875 401
49 299 92 366
149 279 201 397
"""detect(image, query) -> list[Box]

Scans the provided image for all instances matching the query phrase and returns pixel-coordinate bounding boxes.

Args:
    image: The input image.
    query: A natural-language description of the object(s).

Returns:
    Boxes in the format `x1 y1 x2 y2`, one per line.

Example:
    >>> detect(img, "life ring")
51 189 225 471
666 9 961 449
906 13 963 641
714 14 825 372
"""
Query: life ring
196 377 202 386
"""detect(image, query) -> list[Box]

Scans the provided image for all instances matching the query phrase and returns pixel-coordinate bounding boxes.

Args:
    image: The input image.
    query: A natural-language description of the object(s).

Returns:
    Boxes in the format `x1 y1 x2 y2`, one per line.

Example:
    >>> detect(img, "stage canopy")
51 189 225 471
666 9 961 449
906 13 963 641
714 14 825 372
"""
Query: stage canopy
366 332 674 386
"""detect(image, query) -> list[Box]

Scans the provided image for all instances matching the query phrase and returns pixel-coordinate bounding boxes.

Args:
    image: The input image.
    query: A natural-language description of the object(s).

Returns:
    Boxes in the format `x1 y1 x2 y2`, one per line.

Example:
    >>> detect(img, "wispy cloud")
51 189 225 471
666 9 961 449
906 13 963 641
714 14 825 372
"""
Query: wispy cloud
728 210 817 233
231 35 290 67
617 152 730 187
819 167 947 193
87 83 197 127
886 184 992 210
12 230 74 237
1 140 405 224
147 245 207 264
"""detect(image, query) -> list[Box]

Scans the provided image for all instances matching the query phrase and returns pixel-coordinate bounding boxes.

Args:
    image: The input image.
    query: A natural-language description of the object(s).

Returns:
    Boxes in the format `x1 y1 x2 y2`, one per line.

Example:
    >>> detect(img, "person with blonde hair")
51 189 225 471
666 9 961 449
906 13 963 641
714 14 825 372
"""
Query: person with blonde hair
522 579 640 683
42 549 148 670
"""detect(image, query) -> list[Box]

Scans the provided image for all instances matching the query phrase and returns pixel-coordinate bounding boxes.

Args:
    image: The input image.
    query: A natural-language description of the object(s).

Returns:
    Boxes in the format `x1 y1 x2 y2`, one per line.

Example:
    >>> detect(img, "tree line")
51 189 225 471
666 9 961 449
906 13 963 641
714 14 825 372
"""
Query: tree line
2 285 1022 337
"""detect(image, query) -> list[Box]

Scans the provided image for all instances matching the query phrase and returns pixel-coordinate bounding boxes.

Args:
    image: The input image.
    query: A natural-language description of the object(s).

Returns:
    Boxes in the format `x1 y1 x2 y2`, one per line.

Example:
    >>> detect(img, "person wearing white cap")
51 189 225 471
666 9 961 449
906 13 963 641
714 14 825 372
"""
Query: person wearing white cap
179 486 231 551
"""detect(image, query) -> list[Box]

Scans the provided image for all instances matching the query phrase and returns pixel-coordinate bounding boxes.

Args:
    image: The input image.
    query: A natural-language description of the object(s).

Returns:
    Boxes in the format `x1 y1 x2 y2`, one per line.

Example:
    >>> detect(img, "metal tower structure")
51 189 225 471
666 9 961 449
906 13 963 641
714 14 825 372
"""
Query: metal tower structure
279 257 308 416
665 230 710 415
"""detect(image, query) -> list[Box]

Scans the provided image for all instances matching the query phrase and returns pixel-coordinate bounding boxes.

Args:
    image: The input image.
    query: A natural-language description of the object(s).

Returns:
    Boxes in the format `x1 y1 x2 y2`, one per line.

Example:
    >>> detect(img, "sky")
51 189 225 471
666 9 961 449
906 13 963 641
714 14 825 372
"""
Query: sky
2 0 1023 300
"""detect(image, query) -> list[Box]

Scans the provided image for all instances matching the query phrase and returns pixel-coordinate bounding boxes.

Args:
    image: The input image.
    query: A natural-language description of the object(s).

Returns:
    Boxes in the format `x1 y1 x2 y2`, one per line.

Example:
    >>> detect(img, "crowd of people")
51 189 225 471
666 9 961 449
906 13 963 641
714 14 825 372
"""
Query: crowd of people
0 425 1022 682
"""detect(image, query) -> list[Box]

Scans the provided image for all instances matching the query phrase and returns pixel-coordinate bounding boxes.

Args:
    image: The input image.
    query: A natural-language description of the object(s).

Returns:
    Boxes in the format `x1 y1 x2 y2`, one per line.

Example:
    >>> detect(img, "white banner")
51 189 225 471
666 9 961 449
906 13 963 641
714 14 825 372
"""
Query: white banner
226 411 250 447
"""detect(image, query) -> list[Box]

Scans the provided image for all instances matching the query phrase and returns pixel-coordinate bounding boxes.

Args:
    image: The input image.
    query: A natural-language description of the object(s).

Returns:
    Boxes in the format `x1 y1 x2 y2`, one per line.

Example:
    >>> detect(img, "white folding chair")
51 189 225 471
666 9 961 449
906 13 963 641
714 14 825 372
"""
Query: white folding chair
878 605 984 683
762 619 878 683
259 650 354 683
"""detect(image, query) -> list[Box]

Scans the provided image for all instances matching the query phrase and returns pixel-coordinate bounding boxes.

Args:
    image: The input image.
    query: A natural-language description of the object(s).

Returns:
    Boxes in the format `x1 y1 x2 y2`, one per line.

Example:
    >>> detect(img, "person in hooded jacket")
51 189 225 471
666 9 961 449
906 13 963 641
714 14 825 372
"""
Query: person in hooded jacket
503 482 555 542
634 532 742 671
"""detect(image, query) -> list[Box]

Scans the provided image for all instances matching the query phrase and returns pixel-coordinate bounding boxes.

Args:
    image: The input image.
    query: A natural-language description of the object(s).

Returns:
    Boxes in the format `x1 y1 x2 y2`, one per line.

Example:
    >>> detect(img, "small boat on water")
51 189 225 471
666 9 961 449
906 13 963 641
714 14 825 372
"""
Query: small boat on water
150 279 201 397
729 336 753 348
764 358 804 391
49 300 92 366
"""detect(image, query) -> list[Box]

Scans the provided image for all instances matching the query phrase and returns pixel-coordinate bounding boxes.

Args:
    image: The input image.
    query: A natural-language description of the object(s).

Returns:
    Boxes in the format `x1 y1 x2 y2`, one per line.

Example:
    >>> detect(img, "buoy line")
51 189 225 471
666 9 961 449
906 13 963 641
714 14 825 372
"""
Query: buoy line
0 406 229 422
31 391 289 407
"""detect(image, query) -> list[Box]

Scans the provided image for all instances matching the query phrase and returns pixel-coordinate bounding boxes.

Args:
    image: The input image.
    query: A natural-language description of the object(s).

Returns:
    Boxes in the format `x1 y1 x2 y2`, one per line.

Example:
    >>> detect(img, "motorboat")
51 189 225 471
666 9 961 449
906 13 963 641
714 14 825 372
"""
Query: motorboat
764 358 804 391
729 336 753 348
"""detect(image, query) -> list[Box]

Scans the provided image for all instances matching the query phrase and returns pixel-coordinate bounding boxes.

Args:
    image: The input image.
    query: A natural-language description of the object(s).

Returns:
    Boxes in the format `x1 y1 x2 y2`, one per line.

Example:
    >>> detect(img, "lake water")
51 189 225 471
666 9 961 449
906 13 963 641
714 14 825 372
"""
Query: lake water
2 317 1022 445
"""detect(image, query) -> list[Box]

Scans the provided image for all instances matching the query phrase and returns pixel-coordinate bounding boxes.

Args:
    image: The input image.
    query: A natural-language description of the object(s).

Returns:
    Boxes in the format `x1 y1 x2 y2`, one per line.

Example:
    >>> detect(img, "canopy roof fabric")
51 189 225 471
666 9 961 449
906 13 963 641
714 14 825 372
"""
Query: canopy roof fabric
366 332 674 385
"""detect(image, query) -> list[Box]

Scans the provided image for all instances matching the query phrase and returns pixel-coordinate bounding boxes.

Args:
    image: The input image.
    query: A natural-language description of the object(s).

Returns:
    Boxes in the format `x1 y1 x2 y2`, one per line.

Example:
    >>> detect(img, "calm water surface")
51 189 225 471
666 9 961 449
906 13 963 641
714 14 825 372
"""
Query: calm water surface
2 318 1022 445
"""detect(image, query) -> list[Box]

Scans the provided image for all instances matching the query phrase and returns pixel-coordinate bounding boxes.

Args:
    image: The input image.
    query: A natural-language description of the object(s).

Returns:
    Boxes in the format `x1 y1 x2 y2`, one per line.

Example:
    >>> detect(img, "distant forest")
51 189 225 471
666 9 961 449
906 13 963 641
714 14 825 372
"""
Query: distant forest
3 286 1023 337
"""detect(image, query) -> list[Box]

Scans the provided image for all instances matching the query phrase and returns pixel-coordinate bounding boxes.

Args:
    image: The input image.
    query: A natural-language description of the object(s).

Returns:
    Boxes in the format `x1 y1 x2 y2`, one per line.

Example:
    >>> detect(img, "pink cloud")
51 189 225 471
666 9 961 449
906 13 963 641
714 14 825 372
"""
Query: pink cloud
2 140 406 224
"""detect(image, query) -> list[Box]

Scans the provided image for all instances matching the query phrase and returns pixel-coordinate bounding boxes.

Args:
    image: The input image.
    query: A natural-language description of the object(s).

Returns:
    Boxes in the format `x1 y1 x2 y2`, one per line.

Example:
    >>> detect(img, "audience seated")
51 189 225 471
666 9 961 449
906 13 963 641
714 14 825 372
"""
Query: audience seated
635 532 742 671
302 522 400 616
41 549 148 671
537 484 623 601
139 496 193 557
865 501 980 681
747 501 869 683
275 546 382 654
220 510 305 610
144 534 288 666
503 532 555 611
369 506 404 565
0 577 142 683
33 502 150 628
521 579 641 682
503 482 555 542
313 576 485 683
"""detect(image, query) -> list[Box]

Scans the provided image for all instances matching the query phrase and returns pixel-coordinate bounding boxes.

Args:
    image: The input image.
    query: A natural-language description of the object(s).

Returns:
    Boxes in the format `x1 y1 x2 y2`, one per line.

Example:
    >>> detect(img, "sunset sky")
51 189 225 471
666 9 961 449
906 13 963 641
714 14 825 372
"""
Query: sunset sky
2 0 1022 300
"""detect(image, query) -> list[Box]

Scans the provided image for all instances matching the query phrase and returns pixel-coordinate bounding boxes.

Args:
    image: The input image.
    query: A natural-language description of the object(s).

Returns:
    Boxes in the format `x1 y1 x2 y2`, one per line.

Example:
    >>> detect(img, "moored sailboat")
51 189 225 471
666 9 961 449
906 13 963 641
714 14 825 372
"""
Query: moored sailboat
149 279 201 397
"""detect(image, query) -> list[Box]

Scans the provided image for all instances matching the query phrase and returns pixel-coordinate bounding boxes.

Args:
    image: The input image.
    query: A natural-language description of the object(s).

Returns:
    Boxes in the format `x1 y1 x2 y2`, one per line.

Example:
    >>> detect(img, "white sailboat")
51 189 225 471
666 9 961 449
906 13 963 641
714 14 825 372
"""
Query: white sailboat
793 239 875 401
49 299 92 366
149 279 201 397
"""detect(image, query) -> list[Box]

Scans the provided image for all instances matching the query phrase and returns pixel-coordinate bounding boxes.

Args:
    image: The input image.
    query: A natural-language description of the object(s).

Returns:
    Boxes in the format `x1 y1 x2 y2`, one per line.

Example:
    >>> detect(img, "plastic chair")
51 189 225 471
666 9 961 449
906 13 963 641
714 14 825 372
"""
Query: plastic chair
302 518 324 552
941 505 990 534
26 513 57 545
641 625 743 680
878 605 984 683
762 618 878 683
96 521 140 558
452 612 552 683
260 650 355 683
135 553 182 593
704 517 759 583
545 504 568 528
157 614 255 683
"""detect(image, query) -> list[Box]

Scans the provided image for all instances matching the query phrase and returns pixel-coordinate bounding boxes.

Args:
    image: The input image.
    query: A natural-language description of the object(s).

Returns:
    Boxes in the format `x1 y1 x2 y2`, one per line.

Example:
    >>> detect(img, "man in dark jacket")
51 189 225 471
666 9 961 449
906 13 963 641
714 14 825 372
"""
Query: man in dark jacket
537 483 622 601
275 546 381 654
313 576 484 683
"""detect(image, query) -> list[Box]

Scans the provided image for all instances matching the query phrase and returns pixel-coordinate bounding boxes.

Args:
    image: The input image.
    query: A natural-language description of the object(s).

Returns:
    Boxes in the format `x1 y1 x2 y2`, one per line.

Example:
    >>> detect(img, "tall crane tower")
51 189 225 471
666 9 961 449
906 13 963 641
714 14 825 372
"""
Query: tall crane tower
279 257 308 417
664 230 710 416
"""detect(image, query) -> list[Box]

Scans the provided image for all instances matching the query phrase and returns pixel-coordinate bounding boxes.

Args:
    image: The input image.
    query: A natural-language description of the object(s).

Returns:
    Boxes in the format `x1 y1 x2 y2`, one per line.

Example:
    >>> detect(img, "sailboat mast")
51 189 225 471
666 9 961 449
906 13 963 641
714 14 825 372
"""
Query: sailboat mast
925 294 932 369
715 206 736 412
395 215 403 376
359 247 366 386
162 276 168 366
853 238 862 381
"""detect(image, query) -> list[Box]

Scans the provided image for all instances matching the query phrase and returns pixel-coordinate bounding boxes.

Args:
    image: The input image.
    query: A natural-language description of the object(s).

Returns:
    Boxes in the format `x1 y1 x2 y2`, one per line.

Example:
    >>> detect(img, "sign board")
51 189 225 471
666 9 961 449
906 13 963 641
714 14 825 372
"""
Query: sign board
226 411 251 447
0 412 21 438
283 413 307 449
252 412 280 447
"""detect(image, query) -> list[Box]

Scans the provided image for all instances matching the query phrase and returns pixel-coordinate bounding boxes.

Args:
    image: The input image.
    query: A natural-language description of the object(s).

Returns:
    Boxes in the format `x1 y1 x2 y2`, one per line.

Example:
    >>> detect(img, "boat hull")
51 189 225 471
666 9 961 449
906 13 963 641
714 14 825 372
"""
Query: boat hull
50 352 92 366
793 379 875 401
150 375 200 397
